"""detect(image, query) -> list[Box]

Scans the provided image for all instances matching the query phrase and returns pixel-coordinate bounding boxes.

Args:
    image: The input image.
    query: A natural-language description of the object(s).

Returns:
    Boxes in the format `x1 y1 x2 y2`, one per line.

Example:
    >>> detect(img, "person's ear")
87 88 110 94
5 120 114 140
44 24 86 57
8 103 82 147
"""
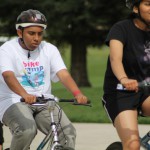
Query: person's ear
133 6 138 14
17 29 23 38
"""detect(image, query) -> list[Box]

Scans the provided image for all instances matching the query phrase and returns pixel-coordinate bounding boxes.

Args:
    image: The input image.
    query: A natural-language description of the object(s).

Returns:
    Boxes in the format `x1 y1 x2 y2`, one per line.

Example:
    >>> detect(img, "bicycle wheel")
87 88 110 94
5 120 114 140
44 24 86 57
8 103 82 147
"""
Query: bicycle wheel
106 141 123 150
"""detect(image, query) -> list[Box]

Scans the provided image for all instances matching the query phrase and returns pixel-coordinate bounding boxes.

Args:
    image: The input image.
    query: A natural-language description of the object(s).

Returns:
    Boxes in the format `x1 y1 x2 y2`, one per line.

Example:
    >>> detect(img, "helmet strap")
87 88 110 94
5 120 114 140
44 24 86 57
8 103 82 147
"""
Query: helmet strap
19 31 31 51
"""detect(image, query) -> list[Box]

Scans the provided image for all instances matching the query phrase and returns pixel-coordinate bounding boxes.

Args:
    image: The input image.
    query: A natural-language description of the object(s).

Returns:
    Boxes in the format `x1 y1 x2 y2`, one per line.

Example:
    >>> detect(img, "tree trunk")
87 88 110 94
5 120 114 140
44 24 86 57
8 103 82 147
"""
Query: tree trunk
70 40 91 87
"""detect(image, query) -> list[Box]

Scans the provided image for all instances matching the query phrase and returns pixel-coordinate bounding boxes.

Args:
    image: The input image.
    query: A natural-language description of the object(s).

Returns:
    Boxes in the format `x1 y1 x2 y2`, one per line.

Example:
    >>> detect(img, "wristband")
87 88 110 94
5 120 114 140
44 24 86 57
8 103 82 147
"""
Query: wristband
119 76 128 82
73 90 81 97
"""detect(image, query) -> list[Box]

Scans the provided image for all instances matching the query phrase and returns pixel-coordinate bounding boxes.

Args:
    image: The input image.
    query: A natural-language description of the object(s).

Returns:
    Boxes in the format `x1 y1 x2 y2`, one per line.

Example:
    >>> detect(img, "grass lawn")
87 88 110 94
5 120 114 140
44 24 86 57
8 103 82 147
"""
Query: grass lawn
52 46 150 124
52 46 110 123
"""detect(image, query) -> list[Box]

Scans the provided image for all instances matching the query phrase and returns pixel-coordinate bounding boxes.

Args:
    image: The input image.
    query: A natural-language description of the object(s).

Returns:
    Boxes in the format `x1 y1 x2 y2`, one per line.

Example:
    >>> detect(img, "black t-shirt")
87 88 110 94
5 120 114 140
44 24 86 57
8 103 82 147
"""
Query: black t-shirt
103 19 150 94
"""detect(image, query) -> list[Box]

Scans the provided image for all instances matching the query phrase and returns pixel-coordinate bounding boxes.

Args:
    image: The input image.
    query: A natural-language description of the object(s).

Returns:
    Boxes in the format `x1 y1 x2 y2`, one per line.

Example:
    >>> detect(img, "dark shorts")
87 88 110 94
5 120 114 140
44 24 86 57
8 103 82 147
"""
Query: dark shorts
102 90 149 124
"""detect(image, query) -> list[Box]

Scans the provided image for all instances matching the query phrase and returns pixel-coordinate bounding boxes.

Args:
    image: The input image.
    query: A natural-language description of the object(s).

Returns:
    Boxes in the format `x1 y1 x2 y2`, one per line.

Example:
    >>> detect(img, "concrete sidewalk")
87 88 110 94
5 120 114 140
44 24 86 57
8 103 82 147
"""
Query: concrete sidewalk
3 123 150 150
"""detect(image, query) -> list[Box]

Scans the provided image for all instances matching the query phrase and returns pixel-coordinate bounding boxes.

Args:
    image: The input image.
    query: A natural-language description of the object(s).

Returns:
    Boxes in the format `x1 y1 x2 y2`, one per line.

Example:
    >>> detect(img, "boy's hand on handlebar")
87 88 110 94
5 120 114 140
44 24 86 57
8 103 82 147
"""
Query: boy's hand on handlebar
74 94 88 104
21 94 36 104
120 78 138 92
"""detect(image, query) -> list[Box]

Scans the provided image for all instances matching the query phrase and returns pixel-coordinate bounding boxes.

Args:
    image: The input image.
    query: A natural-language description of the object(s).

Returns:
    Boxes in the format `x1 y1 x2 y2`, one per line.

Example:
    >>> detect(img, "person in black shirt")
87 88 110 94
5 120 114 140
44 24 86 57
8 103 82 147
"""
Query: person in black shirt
102 0 150 149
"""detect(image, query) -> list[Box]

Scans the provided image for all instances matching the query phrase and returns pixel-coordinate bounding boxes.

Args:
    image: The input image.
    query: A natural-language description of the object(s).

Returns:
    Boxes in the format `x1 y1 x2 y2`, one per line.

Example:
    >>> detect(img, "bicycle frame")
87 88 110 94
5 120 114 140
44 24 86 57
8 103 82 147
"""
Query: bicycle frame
32 97 91 150
140 131 150 150
36 101 64 150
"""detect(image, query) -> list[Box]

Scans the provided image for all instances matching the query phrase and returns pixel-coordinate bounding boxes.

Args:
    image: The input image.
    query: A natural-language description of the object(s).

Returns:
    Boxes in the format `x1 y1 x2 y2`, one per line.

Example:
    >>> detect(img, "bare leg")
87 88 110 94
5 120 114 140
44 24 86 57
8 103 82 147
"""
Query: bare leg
141 96 150 116
114 110 140 150
0 145 2 150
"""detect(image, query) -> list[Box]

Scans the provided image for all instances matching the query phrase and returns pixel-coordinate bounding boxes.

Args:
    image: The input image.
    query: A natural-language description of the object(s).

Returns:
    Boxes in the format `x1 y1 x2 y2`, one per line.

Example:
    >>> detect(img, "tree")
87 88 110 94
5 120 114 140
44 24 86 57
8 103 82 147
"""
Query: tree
0 0 129 86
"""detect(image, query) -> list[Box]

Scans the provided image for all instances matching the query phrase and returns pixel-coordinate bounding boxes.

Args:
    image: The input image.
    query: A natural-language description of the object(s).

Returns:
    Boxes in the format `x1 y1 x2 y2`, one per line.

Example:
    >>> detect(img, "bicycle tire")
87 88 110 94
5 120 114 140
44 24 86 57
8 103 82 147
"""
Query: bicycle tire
106 141 123 150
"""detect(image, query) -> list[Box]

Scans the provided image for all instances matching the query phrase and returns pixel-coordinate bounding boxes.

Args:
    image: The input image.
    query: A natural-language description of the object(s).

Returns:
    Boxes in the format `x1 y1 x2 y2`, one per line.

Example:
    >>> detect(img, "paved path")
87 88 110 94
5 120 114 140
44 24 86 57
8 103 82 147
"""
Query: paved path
3 123 150 150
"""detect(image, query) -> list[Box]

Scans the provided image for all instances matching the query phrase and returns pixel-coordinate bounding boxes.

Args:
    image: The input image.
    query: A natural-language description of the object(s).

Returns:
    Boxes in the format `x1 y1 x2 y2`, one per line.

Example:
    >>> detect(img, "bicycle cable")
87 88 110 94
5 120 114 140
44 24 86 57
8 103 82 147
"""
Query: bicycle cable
56 105 68 145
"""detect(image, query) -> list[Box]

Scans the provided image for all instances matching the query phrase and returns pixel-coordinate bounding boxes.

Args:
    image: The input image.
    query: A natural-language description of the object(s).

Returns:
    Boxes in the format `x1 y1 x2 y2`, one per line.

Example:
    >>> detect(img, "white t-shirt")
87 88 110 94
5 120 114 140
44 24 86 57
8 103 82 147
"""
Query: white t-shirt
0 38 66 121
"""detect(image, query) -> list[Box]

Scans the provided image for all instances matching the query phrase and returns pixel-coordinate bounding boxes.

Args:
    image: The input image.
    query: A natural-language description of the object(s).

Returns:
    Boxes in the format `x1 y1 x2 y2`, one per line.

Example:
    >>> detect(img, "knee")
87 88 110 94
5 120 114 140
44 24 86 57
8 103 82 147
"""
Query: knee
13 123 37 140
126 139 140 150
61 123 76 139
60 123 76 149
66 123 76 138
22 127 37 139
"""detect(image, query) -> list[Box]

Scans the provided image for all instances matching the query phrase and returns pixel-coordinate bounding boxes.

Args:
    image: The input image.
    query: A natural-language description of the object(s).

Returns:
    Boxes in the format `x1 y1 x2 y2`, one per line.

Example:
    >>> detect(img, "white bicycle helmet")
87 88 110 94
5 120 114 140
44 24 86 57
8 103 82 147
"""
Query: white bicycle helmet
16 9 47 30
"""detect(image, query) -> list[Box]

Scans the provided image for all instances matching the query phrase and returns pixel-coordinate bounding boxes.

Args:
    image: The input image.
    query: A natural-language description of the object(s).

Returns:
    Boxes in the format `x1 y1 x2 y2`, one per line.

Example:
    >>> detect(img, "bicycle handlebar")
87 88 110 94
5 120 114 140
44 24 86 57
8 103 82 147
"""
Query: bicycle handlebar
138 81 150 88
117 81 150 91
20 96 92 107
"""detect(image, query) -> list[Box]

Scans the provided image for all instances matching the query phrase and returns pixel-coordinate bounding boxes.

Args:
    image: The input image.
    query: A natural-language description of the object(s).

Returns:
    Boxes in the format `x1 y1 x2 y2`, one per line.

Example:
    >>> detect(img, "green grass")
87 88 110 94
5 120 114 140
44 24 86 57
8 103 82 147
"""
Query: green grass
52 46 111 123
52 46 150 124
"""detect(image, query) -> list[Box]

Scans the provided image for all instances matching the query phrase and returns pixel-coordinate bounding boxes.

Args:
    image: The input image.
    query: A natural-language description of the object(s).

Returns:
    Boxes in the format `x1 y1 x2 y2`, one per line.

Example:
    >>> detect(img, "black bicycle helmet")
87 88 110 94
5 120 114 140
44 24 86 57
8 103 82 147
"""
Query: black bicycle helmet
16 9 47 30
126 0 141 9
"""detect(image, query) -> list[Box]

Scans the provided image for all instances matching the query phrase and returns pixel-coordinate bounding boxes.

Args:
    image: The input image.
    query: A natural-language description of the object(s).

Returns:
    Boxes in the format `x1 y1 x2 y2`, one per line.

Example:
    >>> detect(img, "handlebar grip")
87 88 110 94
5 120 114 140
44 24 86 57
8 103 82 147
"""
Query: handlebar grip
73 99 92 107
59 98 91 104
20 97 50 104
20 98 25 102
87 100 91 104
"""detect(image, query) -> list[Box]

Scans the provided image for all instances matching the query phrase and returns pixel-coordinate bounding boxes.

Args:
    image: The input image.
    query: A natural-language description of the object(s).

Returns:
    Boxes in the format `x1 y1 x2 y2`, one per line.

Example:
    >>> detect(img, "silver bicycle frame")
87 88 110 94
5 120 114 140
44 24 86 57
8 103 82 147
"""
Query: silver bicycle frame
37 101 63 150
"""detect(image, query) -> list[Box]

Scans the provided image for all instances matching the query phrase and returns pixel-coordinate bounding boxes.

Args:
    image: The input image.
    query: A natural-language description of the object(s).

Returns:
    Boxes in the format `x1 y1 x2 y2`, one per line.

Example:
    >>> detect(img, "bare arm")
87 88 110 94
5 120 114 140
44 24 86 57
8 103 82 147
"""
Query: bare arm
109 40 127 80
109 40 138 91
56 69 88 104
2 71 36 103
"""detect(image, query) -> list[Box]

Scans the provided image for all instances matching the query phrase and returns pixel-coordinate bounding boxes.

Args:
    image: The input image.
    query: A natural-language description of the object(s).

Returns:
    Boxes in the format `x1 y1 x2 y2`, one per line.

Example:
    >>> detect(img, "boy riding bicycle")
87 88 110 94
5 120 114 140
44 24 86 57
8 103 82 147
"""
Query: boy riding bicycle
0 9 88 150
